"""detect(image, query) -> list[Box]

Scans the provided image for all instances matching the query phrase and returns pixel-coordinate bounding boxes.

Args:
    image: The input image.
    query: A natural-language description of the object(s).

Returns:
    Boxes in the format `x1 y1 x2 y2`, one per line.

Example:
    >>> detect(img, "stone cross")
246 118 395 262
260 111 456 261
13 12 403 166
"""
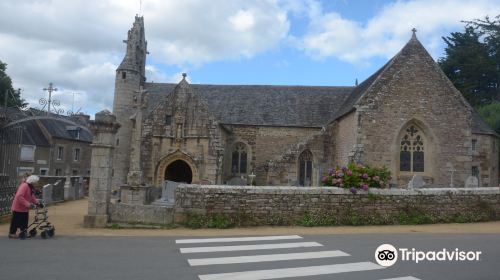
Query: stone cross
446 162 457 188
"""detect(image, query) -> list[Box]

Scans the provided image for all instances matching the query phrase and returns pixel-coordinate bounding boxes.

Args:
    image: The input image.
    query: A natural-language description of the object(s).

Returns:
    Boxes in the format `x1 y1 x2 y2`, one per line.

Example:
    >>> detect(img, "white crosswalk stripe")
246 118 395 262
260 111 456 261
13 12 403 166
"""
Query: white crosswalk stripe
180 241 322 253
175 235 423 280
176 235 302 244
198 261 384 280
188 250 349 266
378 277 421 280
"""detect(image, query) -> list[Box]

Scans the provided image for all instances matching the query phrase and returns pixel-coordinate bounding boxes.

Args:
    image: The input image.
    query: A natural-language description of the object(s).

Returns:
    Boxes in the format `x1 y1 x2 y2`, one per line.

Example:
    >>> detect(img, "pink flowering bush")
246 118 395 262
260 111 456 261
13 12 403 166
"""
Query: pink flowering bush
321 163 391 194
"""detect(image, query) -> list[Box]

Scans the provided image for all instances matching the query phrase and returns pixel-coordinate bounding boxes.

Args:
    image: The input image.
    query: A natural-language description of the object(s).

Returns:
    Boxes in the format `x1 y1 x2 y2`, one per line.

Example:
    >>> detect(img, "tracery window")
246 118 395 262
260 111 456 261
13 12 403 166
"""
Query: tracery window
298 150 313 186
400 125 424 172
231 142 247 175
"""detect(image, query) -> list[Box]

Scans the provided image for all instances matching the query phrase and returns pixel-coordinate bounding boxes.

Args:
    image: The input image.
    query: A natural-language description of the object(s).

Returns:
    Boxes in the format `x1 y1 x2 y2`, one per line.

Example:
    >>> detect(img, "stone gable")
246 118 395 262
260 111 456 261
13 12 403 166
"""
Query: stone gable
354 36 476 186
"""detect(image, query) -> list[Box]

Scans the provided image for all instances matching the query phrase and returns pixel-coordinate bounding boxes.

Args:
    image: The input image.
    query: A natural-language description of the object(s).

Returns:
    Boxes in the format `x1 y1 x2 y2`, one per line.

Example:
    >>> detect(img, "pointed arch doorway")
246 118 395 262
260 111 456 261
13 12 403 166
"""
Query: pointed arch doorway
164 160 193 183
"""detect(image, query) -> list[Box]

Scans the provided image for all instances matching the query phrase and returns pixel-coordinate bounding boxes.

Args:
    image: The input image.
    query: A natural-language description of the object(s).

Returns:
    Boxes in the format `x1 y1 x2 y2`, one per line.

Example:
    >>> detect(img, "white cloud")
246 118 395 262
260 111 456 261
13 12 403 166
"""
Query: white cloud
229 10 256 32
3 0 497 116
144 0 290 65
0 0 290 115
301 0 500 63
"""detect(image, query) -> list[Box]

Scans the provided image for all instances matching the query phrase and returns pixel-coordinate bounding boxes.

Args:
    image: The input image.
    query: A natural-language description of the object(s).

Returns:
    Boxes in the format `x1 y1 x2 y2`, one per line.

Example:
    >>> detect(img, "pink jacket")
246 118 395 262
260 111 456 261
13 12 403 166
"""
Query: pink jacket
11 182 38 212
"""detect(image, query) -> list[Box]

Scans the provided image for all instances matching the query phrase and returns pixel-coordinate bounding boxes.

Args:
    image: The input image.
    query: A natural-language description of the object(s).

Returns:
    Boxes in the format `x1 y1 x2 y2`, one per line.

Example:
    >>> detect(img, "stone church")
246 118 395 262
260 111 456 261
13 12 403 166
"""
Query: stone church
111 16 498 190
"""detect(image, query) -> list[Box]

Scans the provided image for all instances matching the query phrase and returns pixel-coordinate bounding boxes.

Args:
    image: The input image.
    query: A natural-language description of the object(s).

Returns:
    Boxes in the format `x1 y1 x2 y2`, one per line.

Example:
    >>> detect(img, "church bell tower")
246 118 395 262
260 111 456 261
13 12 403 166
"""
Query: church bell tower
112 15 148 190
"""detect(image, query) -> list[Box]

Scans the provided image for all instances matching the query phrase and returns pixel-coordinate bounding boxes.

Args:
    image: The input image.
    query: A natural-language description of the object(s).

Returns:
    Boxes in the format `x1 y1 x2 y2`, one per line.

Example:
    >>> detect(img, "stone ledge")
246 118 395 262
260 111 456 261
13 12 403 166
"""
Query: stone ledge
177 184 500 196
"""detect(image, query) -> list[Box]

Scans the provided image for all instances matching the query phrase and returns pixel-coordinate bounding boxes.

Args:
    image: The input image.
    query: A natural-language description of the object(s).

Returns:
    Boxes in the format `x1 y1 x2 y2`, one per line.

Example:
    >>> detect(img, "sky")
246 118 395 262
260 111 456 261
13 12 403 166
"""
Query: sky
1 0 499 117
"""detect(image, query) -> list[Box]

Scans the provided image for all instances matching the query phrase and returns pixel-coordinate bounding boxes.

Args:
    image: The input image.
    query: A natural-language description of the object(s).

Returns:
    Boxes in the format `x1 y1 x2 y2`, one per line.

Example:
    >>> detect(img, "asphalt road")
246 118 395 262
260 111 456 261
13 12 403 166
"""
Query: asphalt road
0 233 498 280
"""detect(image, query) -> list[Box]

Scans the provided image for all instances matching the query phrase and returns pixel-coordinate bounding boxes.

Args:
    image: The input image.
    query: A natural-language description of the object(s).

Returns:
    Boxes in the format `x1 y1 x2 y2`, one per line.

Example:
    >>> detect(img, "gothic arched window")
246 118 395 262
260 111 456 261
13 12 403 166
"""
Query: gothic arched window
232 142 247 175
298 150 313 186
400 125 424 172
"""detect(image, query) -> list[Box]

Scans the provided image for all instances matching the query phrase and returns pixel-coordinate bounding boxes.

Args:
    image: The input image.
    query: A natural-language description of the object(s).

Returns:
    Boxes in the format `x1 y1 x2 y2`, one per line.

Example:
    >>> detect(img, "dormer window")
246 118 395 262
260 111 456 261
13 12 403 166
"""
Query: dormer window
122 71 126 79
66 126 81 140
165 115 172 125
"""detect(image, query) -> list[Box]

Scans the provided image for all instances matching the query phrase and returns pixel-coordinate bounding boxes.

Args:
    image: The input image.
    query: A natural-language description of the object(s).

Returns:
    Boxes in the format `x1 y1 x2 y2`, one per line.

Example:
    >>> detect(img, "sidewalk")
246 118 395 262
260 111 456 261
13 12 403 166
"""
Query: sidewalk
2 198 500 237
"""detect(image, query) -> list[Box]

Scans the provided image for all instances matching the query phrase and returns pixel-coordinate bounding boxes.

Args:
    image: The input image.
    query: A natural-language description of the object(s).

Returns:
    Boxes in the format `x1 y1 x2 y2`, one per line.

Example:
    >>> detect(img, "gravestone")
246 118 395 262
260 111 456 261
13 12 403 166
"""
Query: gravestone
64 175 74 200
52 180 64 202
465 176 479 188
408 175 425 189
78 177 85 198
227 176 247 186
152 180 178 206
42 184 53 205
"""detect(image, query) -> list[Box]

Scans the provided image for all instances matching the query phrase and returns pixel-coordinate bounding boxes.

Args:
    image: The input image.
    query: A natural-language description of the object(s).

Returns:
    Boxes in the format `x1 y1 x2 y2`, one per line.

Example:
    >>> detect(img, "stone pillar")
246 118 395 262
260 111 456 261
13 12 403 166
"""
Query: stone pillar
83 110 120 228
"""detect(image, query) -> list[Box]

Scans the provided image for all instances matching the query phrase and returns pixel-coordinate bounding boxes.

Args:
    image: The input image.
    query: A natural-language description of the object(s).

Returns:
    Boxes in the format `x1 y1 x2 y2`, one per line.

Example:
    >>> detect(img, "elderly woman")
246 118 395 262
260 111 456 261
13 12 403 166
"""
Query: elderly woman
9 175 40 239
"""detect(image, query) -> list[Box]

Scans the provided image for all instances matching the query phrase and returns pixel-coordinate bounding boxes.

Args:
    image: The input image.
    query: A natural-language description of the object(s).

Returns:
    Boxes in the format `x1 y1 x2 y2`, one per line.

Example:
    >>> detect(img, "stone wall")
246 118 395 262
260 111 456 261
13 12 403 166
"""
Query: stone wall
333 112 357 165
109 203 174 225
174 184 500 226
472 134 499 187
50 138 92 177
225 125 319 184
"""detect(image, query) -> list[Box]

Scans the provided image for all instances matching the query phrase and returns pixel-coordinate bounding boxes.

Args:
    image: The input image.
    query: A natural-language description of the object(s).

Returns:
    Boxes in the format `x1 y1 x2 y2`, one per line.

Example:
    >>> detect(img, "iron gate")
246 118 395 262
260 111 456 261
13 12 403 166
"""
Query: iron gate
0 125 23 216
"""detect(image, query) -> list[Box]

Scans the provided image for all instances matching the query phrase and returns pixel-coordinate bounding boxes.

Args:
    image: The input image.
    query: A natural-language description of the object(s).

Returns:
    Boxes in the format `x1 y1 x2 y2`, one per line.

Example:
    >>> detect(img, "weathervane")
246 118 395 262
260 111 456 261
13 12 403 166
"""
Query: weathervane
40 82 64 115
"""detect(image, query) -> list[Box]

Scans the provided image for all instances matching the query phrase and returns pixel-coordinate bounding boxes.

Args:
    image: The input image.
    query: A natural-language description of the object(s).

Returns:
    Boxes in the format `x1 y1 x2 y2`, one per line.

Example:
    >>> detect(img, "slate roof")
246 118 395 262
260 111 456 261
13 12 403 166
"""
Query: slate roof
1 119 50 147
1 107 93 145
472 110 498 136
145 83 353 127
39 119 93 142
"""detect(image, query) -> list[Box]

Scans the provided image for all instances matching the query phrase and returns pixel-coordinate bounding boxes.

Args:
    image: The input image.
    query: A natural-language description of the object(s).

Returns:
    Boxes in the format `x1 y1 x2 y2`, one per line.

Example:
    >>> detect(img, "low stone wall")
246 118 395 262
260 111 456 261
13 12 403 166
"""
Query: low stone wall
109 202 174 225
174 185 500 226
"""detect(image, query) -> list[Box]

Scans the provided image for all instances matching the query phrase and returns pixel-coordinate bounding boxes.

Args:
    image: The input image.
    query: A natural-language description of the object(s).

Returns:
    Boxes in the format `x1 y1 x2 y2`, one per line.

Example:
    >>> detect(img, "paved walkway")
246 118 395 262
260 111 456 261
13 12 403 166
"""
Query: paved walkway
2 198 500 237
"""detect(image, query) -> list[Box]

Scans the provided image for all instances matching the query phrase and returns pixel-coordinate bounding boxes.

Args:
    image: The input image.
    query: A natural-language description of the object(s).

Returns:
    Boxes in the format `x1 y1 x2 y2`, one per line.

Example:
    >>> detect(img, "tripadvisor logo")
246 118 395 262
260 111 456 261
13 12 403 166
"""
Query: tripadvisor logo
375 244 398 267
375 244 482 267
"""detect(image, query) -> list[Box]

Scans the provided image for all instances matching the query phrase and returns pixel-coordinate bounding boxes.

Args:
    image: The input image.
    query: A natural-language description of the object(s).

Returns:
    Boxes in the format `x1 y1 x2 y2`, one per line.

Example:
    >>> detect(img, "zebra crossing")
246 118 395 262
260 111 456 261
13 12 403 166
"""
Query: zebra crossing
176 235 422 280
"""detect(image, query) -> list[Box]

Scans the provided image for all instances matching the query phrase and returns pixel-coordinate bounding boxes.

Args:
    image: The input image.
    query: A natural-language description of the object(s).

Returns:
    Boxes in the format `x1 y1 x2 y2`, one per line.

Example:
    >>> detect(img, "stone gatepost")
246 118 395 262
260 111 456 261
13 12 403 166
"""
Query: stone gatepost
83 110 120 228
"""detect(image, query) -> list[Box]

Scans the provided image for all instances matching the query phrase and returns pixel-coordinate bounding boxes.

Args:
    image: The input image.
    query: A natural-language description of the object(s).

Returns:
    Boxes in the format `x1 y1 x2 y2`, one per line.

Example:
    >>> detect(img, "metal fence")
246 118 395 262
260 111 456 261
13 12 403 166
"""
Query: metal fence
0 125 23 217
0 178 17 216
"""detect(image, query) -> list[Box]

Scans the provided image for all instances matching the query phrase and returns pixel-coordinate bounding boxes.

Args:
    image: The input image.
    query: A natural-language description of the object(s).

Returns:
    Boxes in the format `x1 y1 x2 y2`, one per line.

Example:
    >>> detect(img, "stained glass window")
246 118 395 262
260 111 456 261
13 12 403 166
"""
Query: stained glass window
400 125 425 172
298 150 313 186
232 142 248 175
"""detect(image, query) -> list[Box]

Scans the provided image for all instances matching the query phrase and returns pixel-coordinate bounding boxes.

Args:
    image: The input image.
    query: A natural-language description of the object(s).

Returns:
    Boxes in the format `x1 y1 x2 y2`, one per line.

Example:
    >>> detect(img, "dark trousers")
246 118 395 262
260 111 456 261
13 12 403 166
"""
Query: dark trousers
9 211 29 235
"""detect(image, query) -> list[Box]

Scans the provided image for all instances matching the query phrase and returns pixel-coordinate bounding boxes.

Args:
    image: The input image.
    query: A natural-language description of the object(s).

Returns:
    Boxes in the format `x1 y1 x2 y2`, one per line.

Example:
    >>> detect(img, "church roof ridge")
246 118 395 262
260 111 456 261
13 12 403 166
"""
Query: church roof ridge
145 81 354 89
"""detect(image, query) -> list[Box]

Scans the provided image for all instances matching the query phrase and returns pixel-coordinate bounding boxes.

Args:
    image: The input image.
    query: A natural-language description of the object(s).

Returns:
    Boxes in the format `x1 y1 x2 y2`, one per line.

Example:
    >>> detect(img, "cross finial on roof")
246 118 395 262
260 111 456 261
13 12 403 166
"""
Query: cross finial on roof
411 28 417 38
182 73 187 79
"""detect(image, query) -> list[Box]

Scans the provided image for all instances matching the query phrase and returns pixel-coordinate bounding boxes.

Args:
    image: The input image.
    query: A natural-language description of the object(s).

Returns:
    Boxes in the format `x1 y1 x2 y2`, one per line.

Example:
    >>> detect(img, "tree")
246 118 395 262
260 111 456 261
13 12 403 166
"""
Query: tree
478 102 500 134
0 59 26 108
438 26 498 106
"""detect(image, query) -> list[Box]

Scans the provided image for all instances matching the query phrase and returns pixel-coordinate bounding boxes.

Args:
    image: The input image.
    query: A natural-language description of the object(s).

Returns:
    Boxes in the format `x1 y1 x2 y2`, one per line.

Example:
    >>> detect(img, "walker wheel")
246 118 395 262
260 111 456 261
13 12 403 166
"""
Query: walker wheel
41 230 48 239
48 228 55 237
19 231 27 240
29 229 37 238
